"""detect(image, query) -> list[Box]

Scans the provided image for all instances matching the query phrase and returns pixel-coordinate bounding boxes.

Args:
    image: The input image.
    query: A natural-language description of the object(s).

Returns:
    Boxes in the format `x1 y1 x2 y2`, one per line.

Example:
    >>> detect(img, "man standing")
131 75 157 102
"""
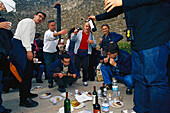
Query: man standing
0 1 14 112
9 12 46 108
43 20 67 88
49 54 77 92
71 22 96 86
89 0 170 113
101 43 133 94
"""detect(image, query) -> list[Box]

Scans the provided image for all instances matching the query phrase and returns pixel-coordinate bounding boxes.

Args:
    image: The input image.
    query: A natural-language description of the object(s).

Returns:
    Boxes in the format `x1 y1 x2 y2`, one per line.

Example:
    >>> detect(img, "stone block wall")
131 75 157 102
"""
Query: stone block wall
1 0 127 46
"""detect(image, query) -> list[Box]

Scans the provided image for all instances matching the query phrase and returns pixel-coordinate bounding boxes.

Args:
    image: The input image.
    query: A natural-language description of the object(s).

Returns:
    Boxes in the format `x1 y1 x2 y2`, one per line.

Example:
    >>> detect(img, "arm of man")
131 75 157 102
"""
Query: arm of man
111 32 123 43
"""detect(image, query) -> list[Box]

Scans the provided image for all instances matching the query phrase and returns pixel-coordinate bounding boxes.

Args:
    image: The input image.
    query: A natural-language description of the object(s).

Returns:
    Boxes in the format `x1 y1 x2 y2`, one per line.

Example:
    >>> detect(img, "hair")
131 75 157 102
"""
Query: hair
48 20 55 24
36 12 46 19
106 43 119 54
101 24 110 29
61 54 70 61
35 33 41 39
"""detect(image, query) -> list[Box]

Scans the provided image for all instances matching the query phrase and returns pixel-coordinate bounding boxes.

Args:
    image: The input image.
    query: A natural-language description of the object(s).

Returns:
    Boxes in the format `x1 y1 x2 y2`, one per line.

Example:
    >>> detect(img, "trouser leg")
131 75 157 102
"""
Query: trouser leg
19 60 33 100
74 55 81 77
82 55 89 82
100 65 113 84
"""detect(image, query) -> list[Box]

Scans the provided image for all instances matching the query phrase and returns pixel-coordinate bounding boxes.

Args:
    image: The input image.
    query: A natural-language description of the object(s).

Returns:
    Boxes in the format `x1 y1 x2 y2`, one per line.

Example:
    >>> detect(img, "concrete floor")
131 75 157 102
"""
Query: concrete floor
2 75 134 113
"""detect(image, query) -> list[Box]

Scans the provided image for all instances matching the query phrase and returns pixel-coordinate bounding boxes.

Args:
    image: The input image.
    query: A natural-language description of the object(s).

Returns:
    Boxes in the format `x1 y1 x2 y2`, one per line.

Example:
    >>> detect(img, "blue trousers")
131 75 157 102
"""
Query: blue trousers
43 52 58 84
100 65 134 89
132 41 170 113
33 64 45 80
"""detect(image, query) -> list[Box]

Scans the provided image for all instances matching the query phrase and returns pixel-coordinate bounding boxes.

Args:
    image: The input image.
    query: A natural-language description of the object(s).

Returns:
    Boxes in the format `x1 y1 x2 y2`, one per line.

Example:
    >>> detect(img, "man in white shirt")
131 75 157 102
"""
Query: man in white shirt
43 20 67 88
9 12 46 108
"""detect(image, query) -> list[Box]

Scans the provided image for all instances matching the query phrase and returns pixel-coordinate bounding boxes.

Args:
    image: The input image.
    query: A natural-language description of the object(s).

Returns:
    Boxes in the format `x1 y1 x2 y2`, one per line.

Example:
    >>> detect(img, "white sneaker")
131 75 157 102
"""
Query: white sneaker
83 82 88 86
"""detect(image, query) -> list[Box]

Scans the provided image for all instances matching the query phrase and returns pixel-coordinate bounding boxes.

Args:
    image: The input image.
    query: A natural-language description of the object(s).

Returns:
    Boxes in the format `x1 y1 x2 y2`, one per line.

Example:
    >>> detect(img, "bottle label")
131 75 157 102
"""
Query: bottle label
94 110 101 113
93 95 96 104
89 20 95 29
112 86 118 91
102 103 109 112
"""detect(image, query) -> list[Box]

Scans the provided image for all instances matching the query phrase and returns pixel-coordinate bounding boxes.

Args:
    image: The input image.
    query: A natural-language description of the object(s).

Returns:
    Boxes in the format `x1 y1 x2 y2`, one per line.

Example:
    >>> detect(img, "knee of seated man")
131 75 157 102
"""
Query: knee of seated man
124 75 134 87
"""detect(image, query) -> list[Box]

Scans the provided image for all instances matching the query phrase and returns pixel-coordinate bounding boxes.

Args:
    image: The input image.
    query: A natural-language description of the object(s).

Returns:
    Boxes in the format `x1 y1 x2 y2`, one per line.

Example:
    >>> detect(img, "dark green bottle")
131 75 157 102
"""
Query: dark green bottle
64 92 71 113
93 95 101 113
93 86 97 106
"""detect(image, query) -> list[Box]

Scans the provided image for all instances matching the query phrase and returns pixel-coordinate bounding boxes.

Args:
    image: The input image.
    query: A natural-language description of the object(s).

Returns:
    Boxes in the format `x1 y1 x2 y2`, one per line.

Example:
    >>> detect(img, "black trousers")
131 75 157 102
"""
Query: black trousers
75 55 89 82
54 76 76 87
19 60 33 100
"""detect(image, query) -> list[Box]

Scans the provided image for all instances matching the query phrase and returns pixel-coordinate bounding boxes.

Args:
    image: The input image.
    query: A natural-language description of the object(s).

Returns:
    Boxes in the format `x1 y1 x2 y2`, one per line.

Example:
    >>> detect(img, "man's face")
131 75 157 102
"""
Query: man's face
84 22 91 33
102 26 109 35
48 22 56 32
33 13 45 24
107 52 117 59
61 58 70 67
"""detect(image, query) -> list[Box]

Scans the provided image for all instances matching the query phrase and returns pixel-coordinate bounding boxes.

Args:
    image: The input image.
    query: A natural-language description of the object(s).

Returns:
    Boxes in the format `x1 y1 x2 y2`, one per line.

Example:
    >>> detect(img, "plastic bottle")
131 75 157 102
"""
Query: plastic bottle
112 79 118 101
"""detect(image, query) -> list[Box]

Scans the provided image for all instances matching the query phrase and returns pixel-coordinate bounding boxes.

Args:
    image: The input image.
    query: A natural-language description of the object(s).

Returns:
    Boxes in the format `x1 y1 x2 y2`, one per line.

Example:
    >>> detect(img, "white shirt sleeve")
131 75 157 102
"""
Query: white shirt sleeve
45 30 59 41
20 20 35 51
65 39 70 52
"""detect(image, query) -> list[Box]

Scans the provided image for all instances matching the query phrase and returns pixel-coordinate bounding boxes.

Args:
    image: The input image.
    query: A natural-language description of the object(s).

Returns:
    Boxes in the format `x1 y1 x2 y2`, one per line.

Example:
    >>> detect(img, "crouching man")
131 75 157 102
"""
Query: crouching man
49 54 77 92
101 43 134 94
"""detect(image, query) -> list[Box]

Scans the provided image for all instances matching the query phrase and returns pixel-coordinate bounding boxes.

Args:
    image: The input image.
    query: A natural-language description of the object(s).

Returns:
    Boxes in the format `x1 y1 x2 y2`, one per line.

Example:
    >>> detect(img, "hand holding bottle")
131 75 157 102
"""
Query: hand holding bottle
88 15 96 21
87 39 94 44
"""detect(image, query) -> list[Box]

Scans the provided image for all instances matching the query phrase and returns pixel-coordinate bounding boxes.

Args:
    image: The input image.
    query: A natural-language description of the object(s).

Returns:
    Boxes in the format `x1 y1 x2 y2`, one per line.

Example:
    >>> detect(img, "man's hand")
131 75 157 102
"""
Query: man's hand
104 0 122 12
58 73 64 78
0 2 6 11
88 15 96 21
99 38 103 44
73 74 77 78
58 29 67 35
87 39 94 44
68 73 73 76
53 73 58 77
0 22 11 30
74 28 79 35
109 58 117 67
104 57 109 64
27 51 33 61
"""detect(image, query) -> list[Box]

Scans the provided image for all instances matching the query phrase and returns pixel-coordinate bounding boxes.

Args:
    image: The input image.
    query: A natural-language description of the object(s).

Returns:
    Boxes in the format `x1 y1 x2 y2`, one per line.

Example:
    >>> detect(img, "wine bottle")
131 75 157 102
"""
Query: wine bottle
88 18 97 32
100 83 105 97
64 92 71 113
92 86 97 107
93 95 101 113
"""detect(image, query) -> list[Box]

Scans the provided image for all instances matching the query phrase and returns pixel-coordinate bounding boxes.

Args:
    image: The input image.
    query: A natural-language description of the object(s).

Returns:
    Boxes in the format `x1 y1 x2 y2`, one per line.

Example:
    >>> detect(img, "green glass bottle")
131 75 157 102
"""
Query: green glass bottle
64 92 71 113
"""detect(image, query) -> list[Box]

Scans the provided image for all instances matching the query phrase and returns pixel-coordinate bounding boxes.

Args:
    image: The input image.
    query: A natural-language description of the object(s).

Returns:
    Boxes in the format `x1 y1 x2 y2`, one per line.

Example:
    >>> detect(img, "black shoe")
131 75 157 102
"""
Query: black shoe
126 88 132 95
48 84 53 88
28 93 38 98
1 109 12 113
19 98 38 108
105 84 112 90
36 79 43 83
58 87 66 93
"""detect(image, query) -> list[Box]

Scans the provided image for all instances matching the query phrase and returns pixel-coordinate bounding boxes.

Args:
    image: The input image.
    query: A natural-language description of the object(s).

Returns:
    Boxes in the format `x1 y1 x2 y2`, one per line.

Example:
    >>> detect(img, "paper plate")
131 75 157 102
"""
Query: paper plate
49 96 63 103
31 86 42 90
71 100 85 109
109 100 124 108
39 93 52 99
61 92 73 97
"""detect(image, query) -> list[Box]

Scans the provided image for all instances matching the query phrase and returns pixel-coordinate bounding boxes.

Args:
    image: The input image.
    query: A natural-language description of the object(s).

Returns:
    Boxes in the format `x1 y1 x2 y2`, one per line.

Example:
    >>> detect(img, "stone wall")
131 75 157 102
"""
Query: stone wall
1 0 127 46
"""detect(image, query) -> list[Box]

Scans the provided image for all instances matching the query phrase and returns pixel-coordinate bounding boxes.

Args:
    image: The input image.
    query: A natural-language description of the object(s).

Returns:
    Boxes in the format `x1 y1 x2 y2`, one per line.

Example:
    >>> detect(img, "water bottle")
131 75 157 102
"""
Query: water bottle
102 88 109 112
112 79 118 101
